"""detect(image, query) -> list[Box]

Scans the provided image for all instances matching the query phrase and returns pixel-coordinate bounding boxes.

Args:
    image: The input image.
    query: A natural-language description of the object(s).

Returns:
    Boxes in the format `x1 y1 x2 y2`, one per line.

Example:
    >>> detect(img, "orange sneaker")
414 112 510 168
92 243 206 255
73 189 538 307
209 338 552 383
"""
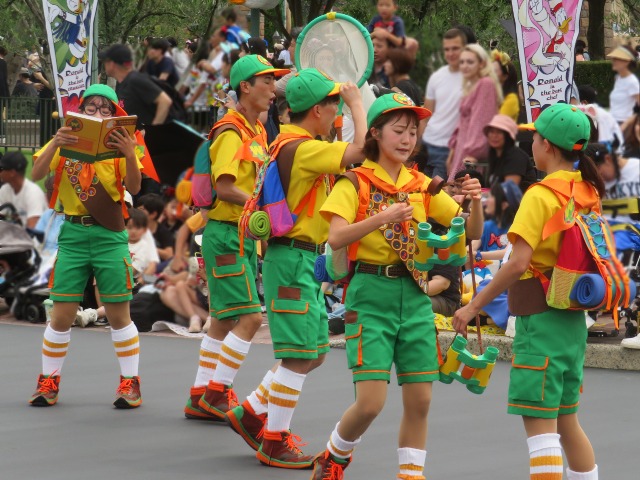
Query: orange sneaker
184 386 225 422
197 380 238 420
114 375 142 409
29 374 60 407
257 430 314 469
225 401 266 451
309 450 350 480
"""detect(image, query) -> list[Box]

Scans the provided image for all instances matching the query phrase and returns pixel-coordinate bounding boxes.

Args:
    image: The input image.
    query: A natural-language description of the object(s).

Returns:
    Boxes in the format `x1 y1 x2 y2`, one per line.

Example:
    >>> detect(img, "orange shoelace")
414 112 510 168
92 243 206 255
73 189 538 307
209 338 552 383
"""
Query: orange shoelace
285 433 307 455
116 378 134 395
37 377 59 394
226 388 239 409
323 459 346 480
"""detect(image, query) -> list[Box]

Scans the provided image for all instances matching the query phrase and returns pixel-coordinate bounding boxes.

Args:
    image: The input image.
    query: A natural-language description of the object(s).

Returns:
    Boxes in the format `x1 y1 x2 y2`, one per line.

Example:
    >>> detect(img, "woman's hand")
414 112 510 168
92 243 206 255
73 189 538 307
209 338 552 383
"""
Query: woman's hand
108 127 136 158
459 174 482 201
52 126 78 148
379 202 413 224
452 303 481 336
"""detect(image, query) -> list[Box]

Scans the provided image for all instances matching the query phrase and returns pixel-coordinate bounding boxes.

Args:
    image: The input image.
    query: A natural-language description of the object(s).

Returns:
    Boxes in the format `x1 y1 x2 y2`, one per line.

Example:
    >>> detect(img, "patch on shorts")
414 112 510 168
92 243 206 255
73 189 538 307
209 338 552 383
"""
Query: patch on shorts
344 311 358 324
278 286 301 300
215 254 236 266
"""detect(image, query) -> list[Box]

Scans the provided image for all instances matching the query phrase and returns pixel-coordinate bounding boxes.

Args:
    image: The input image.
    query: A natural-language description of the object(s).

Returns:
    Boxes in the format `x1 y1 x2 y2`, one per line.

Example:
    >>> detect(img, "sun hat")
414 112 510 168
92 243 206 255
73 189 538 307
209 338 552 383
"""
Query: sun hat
366 93 431 129
286 68 341 113
606 46 636 62
81 84 118 104
229 54 290 91
519 103 590 151
483 114 518 141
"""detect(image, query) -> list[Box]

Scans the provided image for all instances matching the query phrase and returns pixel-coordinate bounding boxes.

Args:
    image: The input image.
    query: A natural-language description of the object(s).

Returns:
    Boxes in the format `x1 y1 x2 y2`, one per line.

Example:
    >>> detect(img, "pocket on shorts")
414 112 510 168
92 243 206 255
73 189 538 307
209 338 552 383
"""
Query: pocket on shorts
211 254 252 304
344 311 363 369
270 294 309 346
123 258 134 290
509 353 549 403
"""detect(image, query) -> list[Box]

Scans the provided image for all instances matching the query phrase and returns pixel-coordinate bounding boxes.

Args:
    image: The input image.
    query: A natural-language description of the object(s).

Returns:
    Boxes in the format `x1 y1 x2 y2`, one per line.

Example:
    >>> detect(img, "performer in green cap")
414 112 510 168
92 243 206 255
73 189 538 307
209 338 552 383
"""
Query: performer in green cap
454 103 603 480
223 67 367 469
29 84 145 409
310 93 484 480
182 55 292 431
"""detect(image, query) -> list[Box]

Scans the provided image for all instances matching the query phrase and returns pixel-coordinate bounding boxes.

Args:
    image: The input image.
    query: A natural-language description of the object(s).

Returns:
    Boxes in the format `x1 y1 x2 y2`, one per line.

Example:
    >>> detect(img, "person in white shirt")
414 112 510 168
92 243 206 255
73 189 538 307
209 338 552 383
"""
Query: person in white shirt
417 28 466 180
606 46 640 124
127 208 160 278
0 151 47 228
167 37 189 77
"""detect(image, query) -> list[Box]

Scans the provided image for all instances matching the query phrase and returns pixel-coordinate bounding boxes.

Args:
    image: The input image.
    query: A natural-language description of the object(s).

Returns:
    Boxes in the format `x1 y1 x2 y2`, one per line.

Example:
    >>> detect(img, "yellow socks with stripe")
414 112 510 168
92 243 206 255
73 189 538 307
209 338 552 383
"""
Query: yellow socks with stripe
266 366 305 432
566 466 598 479
212 332 250 386
397 447 426 479
527 433 563 479
42 325 70 375
194 336 223 387
111 323 140 377
246 369 273 416
327 423 361 460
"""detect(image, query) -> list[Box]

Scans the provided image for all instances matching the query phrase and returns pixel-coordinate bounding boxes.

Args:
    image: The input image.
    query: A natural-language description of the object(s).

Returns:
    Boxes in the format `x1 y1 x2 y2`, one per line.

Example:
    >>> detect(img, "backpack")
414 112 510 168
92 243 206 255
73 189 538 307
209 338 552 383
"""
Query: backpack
190 113 268 210
147 75 187 122
531 178 636 324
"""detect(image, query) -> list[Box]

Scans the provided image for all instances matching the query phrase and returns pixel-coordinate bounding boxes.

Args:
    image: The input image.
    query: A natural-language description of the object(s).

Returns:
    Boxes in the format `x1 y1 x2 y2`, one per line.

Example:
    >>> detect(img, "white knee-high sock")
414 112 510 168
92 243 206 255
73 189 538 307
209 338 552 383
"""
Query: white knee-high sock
326 422 361 460
398 447 427 479
566 465 598 479
527 433 563 480
194 336 223 387
111 323 140 377
266 366 305 432
211 332 250 386
42 325 70 375
246 369 273 415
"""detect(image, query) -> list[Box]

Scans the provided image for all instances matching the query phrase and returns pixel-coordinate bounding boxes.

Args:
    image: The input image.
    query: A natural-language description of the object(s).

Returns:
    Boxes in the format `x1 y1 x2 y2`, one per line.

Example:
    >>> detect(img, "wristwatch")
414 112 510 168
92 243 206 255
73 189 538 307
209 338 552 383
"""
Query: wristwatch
475 251 482 262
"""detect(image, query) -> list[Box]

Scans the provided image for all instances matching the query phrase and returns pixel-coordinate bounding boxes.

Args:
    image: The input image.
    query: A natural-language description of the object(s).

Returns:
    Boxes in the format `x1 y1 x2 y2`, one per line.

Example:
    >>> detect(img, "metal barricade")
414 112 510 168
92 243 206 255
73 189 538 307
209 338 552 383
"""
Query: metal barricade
1 97 58 154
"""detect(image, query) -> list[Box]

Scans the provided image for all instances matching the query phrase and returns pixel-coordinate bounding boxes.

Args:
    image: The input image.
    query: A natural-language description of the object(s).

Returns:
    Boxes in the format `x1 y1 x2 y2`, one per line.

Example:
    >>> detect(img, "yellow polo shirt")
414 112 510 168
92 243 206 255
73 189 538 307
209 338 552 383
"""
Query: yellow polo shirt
508 170 587 278
499 92 520 121
320 160 461 264
281 124 348 244
34 142 143 216
208 111 264 222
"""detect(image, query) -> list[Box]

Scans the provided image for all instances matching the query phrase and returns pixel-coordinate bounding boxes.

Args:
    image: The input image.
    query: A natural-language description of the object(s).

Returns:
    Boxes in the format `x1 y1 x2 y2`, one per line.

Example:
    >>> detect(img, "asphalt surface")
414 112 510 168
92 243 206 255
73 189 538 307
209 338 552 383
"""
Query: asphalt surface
0 324 637 480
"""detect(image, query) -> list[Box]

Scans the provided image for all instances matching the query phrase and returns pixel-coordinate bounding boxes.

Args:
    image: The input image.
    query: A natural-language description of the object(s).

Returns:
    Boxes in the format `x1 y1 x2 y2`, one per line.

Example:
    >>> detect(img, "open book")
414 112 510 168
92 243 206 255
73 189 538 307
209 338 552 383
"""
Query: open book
60 111 138 163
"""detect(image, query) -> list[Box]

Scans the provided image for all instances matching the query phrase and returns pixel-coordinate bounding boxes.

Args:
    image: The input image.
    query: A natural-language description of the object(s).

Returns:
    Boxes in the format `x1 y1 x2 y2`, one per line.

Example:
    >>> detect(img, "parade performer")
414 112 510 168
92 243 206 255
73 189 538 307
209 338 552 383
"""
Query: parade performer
29 84 143 408
310 93 484 480
225 68 367 468
182 55 290 426
453 103 602 480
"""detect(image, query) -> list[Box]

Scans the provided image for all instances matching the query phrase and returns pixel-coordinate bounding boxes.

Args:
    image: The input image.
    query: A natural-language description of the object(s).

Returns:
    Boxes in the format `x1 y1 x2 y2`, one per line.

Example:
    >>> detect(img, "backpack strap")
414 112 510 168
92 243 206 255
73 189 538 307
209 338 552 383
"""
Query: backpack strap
49 157 66 209
114 158 129 219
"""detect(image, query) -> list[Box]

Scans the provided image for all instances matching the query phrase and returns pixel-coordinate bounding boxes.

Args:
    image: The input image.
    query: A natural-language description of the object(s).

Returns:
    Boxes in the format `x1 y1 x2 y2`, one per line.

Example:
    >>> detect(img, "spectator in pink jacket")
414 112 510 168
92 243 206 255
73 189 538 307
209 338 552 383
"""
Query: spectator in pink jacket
447 44 502 181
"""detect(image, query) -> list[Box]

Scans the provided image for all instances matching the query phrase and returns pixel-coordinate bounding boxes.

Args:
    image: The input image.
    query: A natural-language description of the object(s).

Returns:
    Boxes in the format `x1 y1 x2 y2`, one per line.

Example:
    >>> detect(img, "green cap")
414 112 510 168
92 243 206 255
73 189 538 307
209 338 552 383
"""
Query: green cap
81 84 118 104
286 68 341 113
366 93 432 128
519 103 590 151
229 54 290 91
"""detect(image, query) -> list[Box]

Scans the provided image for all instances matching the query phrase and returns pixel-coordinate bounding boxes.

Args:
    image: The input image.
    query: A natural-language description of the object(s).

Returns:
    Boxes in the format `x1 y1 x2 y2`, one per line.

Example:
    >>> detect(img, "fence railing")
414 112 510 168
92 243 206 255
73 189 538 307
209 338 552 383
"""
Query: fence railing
1 97 214 154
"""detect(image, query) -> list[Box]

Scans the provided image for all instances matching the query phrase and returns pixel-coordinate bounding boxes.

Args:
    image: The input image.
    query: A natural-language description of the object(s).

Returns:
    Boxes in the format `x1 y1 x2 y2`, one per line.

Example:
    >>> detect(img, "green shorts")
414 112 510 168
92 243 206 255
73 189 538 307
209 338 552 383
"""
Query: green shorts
49 222 134 303
263 243 329 360
507 309 587 419
344 269 440 384
202 220 261 320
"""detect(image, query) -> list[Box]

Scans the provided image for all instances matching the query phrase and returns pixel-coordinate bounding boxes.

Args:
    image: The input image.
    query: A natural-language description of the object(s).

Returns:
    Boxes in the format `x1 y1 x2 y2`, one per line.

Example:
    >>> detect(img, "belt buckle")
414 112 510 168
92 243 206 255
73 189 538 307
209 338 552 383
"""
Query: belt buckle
80 216 92 226
384 265 399 278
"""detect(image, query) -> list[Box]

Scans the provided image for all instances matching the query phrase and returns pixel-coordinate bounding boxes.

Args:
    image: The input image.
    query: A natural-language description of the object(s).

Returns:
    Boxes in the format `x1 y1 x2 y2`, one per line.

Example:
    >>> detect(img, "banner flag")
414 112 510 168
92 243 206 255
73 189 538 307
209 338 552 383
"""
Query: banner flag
42 0 99 118
512 0 584 122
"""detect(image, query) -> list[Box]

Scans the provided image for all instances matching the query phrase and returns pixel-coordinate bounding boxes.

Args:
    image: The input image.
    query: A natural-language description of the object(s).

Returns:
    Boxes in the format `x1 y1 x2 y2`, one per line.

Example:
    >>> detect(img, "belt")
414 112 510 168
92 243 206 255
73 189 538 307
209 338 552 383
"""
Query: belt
269 237 325 254
65 214 97 226
356 262 410 278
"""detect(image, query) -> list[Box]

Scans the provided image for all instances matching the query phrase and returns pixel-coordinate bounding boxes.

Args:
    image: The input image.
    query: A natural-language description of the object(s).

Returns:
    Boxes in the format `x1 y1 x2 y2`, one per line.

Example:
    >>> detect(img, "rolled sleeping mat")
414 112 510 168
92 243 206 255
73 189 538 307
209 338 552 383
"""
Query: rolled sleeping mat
314 255 333 283
248 211 271 240
569 274 607 309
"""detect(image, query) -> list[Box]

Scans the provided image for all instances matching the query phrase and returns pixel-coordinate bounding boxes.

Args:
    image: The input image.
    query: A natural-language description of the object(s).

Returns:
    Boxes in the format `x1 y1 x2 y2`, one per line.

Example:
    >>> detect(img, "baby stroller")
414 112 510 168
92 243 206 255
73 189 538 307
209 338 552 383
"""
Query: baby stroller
0 203 48 323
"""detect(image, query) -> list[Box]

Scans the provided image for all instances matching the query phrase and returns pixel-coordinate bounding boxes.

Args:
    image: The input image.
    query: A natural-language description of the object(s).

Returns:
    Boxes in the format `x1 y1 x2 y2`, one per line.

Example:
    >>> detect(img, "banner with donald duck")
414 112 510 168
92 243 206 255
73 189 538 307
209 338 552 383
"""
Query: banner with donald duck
42 0 98 118
512 0 583 122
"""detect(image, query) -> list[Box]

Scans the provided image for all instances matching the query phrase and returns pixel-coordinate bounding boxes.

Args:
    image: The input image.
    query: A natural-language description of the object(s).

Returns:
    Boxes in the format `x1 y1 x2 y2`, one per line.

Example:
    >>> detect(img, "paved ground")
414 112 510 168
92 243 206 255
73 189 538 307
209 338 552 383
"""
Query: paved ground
0 323 637 480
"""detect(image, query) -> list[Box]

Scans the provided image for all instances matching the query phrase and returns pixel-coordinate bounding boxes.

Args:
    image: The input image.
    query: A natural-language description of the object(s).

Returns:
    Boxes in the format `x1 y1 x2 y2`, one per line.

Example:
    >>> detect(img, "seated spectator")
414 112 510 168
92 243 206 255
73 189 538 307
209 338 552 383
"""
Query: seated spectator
160 261 209 333
126 208 159 280
427 220 461 316
160 197 184 234
484 114 537 192
0 151 48 228
137 193 175 261
383 48 423 106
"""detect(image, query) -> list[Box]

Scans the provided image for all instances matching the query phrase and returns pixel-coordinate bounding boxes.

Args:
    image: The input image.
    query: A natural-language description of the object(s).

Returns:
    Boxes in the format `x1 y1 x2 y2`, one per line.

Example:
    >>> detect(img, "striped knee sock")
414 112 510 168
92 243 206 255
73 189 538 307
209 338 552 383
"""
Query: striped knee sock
211 332 250 386
398 447 427 479
194 336 223 387
111 323 140 377
246 369 273 416
566 466 598 479
527 433 563 480
266 366 305 432
42 325 70 375
327 422 361 460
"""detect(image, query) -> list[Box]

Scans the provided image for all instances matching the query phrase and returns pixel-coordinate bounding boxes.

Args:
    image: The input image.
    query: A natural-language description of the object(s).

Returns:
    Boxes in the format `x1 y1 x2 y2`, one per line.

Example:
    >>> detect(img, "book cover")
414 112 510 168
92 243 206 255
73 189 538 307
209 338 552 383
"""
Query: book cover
59 112 138 163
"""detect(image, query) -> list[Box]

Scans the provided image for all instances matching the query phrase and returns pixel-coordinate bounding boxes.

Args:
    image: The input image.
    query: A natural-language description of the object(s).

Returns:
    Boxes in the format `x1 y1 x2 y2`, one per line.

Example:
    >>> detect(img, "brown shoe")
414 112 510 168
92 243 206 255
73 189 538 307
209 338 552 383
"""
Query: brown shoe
29 374 60 406
114 375 142 409
310 450 350 480
197 380 239 420
184 386 225 422
225 400 266 451
256 430 314 469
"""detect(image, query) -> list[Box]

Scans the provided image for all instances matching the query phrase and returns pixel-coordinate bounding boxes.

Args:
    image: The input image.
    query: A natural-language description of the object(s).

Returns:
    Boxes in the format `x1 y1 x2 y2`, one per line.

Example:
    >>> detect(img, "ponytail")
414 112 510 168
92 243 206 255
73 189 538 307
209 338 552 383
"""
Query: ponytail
577 152 606 198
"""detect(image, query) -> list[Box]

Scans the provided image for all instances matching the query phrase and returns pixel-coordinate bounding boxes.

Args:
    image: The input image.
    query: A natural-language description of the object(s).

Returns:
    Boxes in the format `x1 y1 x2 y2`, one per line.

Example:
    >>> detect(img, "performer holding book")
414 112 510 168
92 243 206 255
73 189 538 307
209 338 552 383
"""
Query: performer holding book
29 84 144 409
